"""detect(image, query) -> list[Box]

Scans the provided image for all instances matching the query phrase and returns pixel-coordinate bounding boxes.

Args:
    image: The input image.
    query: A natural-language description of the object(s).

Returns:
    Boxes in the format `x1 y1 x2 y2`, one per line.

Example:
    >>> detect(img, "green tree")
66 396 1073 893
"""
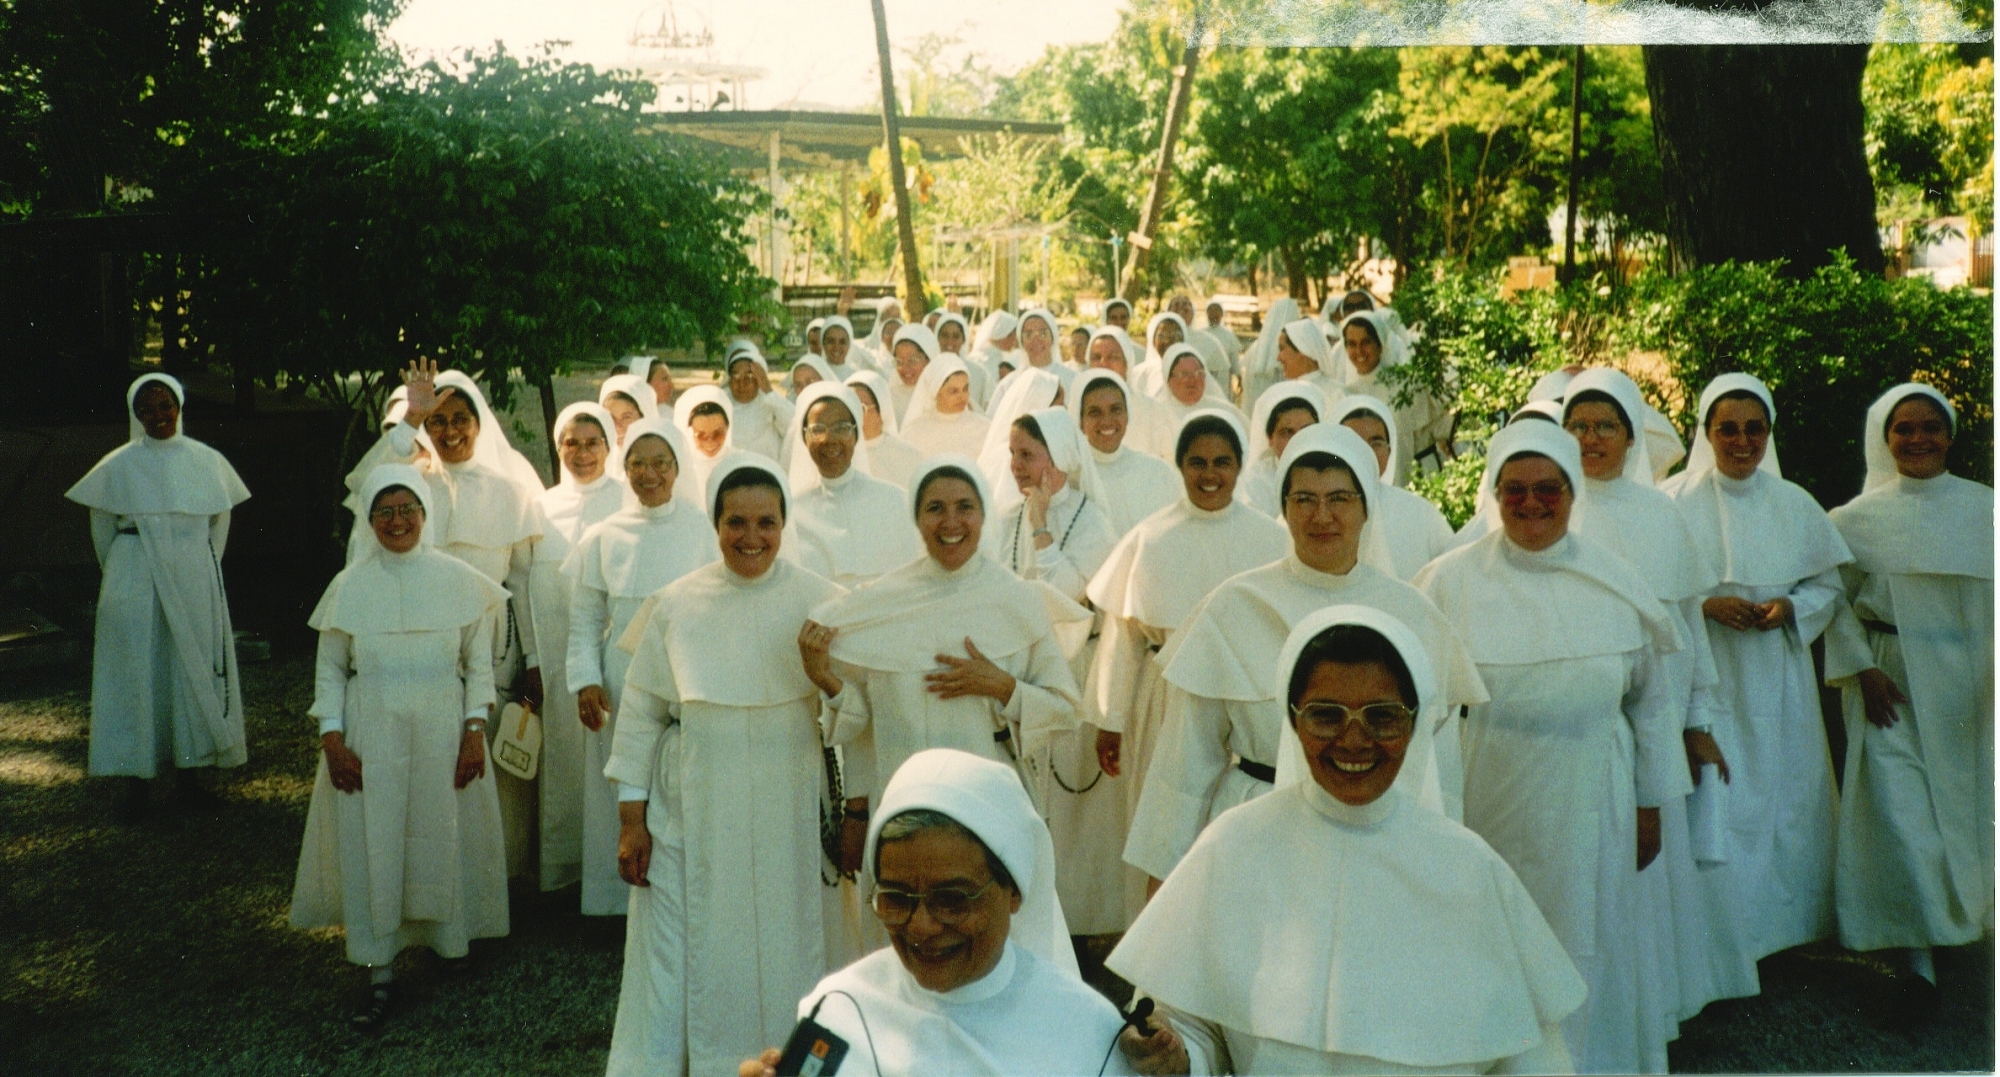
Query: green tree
1182 47 1402 301
170 46 773 428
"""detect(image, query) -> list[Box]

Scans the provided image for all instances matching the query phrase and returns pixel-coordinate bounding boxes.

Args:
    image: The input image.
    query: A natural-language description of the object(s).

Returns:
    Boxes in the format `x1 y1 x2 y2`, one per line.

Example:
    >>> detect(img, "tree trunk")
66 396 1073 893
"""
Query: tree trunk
1644 42 1882 276
539 372 561 476
1281 246 1309 302
870 0 928 314
1121 42 1201 295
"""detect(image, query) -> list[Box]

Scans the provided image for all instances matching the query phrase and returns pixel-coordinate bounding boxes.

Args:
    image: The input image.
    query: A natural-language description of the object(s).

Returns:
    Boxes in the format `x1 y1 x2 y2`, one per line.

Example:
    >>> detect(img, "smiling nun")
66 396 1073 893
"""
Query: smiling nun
67 373 252 818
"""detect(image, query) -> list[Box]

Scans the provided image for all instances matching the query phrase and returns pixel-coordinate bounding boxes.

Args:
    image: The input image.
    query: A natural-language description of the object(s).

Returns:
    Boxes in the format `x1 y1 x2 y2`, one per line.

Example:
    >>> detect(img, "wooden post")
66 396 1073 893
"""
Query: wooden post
871 0 928 313
1120 40 1202 294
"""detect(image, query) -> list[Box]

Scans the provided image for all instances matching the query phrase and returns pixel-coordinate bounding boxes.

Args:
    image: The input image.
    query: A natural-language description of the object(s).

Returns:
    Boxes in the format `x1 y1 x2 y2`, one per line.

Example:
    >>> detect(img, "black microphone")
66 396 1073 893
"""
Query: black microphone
1121 997 1156 1036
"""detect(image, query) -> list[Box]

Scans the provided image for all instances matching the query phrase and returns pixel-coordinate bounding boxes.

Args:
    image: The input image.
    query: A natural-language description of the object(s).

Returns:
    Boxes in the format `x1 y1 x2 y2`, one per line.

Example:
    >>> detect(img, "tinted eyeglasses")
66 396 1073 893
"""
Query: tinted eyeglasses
871 879 998 926
1497 480 1568 505
1291 701 1416 742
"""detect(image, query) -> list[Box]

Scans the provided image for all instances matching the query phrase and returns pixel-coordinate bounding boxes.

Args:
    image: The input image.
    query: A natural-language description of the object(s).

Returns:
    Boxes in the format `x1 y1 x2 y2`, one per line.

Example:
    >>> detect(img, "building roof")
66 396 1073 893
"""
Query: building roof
642 110 1063 169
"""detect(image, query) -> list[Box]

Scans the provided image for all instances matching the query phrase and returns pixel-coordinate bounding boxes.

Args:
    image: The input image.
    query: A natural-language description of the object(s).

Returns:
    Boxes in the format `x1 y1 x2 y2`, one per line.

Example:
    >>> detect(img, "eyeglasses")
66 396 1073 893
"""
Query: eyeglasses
1291 701 1416 741
425 412 477 430
1497 480 1569 504
1711 420 1768 439
1564 420 1626 440
1285 490 1363 513
369 503 424 522
805 421 858 440
1891 420 1949 437
560 437 607 452
871 879 997 926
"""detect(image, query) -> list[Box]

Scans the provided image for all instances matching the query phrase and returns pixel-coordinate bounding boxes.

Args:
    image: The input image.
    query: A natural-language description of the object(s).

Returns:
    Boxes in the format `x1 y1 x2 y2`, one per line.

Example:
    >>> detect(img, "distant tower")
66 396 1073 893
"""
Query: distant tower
627 3 765 112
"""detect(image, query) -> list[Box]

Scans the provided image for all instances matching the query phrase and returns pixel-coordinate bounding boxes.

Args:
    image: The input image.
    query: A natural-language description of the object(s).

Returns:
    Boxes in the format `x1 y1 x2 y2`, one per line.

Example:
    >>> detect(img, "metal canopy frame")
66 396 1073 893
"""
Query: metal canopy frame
641 110 1063 170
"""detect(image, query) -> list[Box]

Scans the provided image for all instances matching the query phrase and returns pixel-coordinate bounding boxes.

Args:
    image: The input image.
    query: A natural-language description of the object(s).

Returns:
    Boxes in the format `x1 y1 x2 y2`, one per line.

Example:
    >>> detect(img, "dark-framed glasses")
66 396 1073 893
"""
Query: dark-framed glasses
369 503 424 523
871 879 997 926
1291 700 1416 741
1497 480 1568 505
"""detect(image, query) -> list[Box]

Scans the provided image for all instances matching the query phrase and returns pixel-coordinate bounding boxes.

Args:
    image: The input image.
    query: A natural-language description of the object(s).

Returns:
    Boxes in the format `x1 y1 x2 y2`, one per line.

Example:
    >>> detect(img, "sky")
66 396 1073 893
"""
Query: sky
385 0 1129 112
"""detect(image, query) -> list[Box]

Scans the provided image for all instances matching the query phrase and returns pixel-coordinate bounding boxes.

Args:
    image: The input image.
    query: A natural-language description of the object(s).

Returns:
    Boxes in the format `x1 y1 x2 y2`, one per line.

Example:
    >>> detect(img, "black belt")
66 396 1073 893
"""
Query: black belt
1236 758 1275 783
117 527 138 536
1147 642 1163 654
1861 618 1899 636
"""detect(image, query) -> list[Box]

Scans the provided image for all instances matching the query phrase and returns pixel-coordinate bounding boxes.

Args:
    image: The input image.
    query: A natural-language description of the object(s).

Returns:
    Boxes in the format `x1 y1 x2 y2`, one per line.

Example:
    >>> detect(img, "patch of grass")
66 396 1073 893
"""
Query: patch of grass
1 655 622 1077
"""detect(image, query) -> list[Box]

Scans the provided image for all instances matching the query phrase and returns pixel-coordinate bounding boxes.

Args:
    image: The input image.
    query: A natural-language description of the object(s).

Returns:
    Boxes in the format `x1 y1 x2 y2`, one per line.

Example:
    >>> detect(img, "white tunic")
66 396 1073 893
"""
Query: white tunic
902 410 991 458
526 473 623 891
729 390 794 462
1416 531 1687 1075
67 429 251 778
799 943 1135 1077
1826 472 1994 951
290 547 510 966
989 486 1122 932
1084 499 1288 930
603 559 843 1077
1127 556 1487 879
1086 446 1182 535
1112 783 1584 1076
1666 466 1851 962
787 468 923 587
813 555 1083 805
564 497 717 914
863 432 924 489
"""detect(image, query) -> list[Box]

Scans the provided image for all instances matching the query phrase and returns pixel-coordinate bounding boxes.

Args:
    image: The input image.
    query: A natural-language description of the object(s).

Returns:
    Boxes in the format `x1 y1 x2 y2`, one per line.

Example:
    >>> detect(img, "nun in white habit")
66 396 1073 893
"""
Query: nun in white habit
985 406 1122 934
1130 311 1192 399
799 457 1085 808
290 464 510 1025
598 373 659 448
624 355 677 409
564 417 718 916
974 367 1063 510
1336 310 1453 487
1014 308 1077 391
1660 373 1851 965
1111 605 1587 1076
1559 368 1754 1017
1824 384 1993 988
1274 317 1347 403
740 749 1137 1077
722 346 795 461
603 457 845 1077
1153 343 1247 433
673 383 741 495
526 403 626 892
1127 424 1488 886
1086 326 1179 461
1328 395 1455 580
886 322 936 423
1084 410 1289 929
1238 296 1302 410
1240 381 1326 518
900 352 991 459
68 373 251 804
1068 368 1183 536
846 370 925 489
818 315 859 381
1414 421 1688 1075
783 381 922 587
1530 366 1687 484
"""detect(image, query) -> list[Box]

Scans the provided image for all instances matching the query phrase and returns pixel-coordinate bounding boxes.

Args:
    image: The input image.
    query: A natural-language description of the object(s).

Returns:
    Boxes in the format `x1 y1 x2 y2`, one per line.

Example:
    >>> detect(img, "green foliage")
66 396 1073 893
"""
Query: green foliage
1612 254 1993 503
1396 258 1992 520
1864 43 1994 234
166 46 774 412
1183 47 1401 289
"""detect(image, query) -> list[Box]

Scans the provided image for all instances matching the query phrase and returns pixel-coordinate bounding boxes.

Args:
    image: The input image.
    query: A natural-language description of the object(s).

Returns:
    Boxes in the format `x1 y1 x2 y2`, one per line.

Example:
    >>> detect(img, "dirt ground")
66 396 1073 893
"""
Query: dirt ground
3 652 1991 1075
